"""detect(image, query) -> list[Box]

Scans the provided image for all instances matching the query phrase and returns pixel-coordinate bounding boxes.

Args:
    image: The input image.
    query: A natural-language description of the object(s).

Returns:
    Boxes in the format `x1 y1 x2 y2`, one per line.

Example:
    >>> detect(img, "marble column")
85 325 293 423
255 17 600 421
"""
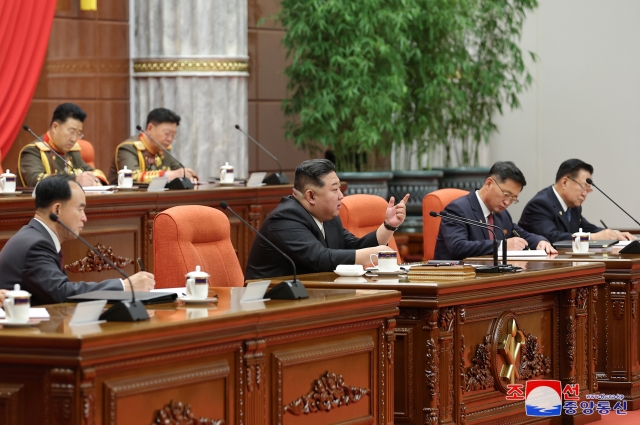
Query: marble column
131 0 248 180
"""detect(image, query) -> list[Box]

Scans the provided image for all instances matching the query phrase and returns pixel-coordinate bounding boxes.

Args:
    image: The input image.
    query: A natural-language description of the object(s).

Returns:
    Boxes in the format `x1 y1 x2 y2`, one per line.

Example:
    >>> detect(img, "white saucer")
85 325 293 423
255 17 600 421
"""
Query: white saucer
334 269 366 277
0 191 22 196
0 319 41 327
567 252 593 256
177 296 218 304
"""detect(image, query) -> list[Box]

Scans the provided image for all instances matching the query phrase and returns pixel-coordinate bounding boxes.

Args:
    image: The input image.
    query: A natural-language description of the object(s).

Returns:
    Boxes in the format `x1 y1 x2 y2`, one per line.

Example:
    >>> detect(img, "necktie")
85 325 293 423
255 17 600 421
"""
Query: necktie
487 213 494 241
566 209 572 223
58 250 65 272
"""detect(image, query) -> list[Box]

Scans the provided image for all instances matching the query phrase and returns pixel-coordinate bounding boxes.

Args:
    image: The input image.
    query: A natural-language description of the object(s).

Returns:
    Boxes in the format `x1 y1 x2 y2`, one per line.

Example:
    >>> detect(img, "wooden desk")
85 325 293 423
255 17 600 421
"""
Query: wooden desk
468 252 640 409
0 184 292 282
0 287 400 425
294 261 605 424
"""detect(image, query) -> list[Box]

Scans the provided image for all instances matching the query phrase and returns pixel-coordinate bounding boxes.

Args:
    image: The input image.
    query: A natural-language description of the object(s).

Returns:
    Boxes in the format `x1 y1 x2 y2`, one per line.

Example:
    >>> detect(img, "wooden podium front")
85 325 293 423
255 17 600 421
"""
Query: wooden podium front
0 288 400 425
295 261 605 424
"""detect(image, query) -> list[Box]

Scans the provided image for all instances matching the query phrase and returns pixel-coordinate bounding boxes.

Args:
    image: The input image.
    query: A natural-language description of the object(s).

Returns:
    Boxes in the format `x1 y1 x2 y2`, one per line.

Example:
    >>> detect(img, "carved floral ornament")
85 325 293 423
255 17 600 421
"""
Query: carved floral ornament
284 371 370 416
65 243 134 273
151 400 224 425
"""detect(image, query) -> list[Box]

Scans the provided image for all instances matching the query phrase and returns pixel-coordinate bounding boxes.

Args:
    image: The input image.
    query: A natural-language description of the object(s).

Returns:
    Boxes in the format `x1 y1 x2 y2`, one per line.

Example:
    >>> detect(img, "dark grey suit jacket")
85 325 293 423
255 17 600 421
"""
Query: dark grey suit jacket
0 219 122 305
245 196 380 279
433 191 546 260
518 185 602 243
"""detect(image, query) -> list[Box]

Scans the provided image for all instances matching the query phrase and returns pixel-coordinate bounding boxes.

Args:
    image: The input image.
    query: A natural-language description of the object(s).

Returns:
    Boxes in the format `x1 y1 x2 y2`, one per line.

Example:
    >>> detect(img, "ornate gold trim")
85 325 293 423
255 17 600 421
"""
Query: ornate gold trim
133 59 248 73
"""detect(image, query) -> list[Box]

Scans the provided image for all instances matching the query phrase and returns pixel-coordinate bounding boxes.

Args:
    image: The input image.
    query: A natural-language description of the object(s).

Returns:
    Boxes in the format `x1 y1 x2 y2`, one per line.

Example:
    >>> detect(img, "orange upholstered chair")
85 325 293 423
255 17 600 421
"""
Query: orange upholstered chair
77 139 95 167
153 205 244 288
422 189 468 260
339 194 401 263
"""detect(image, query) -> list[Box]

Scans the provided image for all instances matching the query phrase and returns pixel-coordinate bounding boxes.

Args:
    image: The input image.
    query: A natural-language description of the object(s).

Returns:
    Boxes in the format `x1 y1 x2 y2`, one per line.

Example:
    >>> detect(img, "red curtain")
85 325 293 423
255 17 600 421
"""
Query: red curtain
0 0 57 160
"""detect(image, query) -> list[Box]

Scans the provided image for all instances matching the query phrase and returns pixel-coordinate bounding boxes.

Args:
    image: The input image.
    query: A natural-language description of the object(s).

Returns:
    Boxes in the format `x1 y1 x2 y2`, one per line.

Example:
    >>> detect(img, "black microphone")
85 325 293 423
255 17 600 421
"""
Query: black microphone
135 125 193 190
430 211 521 273
22 125 73 171
586 178 640 227
234 124 289 185
219 201 308 299
49 213 149 322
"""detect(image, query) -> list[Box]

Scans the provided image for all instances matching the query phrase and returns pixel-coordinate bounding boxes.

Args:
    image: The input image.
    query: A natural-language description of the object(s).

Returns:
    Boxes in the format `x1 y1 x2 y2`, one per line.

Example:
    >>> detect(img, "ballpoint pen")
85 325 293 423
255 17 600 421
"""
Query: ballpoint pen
512 229 530 250
600 219 608 229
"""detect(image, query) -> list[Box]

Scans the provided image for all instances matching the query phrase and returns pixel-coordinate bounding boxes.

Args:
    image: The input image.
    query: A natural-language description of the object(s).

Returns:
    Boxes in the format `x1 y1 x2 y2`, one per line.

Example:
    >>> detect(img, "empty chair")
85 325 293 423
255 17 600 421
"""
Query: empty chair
422 189 468 260
339 194 402 263
77 139 95 168
153 205 244 288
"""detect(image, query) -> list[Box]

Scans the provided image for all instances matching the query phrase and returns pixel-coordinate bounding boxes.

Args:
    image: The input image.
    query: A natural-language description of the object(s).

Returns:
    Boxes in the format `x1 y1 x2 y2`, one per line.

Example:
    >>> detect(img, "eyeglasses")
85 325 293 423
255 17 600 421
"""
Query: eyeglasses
568 177 593 193
62 126 84 140
490 177 519 204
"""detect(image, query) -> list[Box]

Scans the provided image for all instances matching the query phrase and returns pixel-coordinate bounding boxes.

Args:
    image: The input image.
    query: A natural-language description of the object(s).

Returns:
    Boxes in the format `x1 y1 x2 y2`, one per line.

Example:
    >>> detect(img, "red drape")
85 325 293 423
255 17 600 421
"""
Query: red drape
0 0 57 160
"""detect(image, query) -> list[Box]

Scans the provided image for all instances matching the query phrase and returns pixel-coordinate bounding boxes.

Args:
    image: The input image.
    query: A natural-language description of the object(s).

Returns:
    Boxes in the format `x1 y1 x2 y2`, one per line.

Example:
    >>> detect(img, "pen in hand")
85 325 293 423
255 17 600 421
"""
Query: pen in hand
512 229 530 250
600 219 608 229
137 258 146 271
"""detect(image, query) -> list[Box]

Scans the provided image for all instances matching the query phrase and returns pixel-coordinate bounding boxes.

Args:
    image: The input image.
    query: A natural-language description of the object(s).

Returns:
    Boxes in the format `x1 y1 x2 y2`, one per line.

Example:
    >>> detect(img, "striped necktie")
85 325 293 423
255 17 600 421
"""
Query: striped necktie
487 213 494 241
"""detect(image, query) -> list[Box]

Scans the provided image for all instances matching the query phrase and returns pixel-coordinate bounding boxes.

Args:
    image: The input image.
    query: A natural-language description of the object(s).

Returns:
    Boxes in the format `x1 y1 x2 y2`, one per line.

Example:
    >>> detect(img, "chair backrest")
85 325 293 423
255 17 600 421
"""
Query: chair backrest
153 205 244 288
339 194 401 262
422 189 469 260
77 139 95 167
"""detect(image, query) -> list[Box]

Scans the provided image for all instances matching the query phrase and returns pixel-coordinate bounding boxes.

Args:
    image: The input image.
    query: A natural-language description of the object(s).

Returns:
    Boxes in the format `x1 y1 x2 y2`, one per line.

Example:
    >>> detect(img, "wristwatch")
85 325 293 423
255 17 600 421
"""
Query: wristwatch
383 221 398 232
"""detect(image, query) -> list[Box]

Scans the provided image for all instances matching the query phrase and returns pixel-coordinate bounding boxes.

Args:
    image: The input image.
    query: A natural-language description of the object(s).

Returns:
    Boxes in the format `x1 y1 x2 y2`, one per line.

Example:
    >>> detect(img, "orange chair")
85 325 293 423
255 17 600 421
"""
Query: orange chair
422 189 468 260
339 194 402 263
153 205 244 288
77 139 95 167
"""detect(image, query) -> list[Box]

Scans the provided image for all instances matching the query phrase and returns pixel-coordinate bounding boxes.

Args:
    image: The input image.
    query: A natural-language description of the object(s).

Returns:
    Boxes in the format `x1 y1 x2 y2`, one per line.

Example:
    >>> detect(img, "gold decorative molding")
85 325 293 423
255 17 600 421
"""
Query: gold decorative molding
65 244 134 273
46 59 129 75
133 59 248 73
152 400 224 425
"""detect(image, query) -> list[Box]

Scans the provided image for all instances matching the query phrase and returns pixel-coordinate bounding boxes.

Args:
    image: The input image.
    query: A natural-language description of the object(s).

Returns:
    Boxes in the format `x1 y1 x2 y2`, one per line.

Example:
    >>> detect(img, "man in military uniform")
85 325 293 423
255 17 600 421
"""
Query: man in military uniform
19 103 108 187
108 108 197 185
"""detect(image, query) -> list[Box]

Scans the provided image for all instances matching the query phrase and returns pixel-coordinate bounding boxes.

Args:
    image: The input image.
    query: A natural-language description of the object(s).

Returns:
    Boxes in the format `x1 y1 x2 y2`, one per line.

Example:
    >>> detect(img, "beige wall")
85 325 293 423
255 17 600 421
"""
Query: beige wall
491 0 640 229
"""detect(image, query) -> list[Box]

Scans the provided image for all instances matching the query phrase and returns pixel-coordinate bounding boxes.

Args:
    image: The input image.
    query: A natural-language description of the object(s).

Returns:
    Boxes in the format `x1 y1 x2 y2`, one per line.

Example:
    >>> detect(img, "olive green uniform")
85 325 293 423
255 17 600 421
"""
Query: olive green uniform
108 137 181 185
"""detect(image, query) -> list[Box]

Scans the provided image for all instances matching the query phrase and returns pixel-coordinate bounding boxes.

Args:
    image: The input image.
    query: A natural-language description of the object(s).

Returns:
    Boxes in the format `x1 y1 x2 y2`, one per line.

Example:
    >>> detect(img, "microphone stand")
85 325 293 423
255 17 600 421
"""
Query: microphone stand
50 213 149 321
586 178 640 227
220 201 308 299
234 125 289 185
23 126 73 173
135 125 193 190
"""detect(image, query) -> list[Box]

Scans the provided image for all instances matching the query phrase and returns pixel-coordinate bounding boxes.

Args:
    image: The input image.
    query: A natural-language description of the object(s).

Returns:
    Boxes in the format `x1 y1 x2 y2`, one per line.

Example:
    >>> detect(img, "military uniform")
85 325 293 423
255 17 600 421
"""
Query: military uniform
18 133 108 187
108 134 181 185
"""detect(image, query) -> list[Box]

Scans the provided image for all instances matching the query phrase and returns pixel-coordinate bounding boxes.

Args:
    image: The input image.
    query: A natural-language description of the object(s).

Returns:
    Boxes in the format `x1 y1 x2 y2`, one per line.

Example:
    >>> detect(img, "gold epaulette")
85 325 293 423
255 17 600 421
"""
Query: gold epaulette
34 142 51 152
69 143 81 152
133 141 146 151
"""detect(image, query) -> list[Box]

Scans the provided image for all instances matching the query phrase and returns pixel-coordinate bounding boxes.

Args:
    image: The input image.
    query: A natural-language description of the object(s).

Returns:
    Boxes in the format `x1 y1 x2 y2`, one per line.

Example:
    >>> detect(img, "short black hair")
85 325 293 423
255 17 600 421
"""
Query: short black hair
35 175 81 210
555 159 593 182
294 159 336 191
50 103 87 126
489 161 527 187
146 108 181 127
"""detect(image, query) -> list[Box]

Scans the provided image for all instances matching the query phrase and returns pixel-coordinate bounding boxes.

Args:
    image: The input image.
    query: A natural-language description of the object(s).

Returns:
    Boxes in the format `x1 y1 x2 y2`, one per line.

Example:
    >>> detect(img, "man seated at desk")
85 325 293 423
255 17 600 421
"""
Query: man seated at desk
0 175 155 305
245 159 410 279
433 161 557 260
108 108 198 185
19 103 108 187
518 158 636 243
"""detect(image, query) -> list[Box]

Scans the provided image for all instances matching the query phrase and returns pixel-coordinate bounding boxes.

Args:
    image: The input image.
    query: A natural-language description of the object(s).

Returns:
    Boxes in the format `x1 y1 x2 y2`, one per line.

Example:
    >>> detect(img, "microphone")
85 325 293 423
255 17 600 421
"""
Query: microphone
49 213 149 322
586 178 640 227
135 125 193 190
430 211 521 273
22 125 73 171
234 125 289 185
219 201 308 299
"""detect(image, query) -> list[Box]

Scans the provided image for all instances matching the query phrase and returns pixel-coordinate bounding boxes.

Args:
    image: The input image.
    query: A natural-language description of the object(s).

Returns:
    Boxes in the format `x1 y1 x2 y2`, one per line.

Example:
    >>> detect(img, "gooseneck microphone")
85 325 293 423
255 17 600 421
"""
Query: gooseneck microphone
135 125 193 190
23 125 72 171
586 178 640 227
219 201 308 299
234 125 289 185
49 213 149 321
430 211 521 273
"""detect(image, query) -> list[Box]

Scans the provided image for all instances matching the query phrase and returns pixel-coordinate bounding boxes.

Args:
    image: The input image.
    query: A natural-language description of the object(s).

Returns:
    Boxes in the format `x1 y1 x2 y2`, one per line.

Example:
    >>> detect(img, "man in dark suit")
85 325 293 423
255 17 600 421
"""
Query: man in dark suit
518 159 635 243
245 159 410 279
433 161 556 260
0 175 155 305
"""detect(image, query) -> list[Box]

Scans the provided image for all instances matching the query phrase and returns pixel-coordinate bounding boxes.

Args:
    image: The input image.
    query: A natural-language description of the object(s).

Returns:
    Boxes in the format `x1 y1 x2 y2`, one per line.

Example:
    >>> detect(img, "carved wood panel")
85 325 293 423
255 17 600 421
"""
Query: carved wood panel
0 383 24 425
393 326 414 423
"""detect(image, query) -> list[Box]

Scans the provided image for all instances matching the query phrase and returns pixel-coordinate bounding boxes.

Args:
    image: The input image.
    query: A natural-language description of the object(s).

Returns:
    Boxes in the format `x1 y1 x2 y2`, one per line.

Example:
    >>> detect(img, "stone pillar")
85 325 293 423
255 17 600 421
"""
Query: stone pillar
131 0 248 180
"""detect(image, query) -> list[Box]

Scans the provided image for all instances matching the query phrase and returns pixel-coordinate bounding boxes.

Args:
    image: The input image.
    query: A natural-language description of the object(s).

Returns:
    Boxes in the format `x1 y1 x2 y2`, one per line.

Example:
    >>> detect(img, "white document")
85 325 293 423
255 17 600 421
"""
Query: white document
506 250 548 257
0 307 50 320
69 300 107 326
246 172 266 187
151 287 186 296
241 280 270 302
82 185 115 191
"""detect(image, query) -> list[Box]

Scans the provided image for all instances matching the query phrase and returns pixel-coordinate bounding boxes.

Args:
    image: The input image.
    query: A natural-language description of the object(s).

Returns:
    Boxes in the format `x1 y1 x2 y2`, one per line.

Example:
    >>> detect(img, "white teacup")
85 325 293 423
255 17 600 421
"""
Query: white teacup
220 162 234 183
4 284 31 323
185 265 210 299
118 166 133 188
0 169 17 193
572 228 590 253
370 250 398 272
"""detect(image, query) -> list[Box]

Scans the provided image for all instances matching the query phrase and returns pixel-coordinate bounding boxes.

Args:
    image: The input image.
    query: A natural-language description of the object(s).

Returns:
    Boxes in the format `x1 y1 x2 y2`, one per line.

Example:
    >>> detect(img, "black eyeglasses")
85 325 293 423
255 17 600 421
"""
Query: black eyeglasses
568 177 593 193
490 177 519 204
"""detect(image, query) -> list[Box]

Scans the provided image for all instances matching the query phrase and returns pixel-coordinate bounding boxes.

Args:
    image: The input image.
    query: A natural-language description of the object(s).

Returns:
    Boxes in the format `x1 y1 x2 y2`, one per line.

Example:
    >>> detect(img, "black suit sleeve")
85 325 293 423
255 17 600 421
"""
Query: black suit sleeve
578 215 602 234
518 197 573 242
440 201 495 260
